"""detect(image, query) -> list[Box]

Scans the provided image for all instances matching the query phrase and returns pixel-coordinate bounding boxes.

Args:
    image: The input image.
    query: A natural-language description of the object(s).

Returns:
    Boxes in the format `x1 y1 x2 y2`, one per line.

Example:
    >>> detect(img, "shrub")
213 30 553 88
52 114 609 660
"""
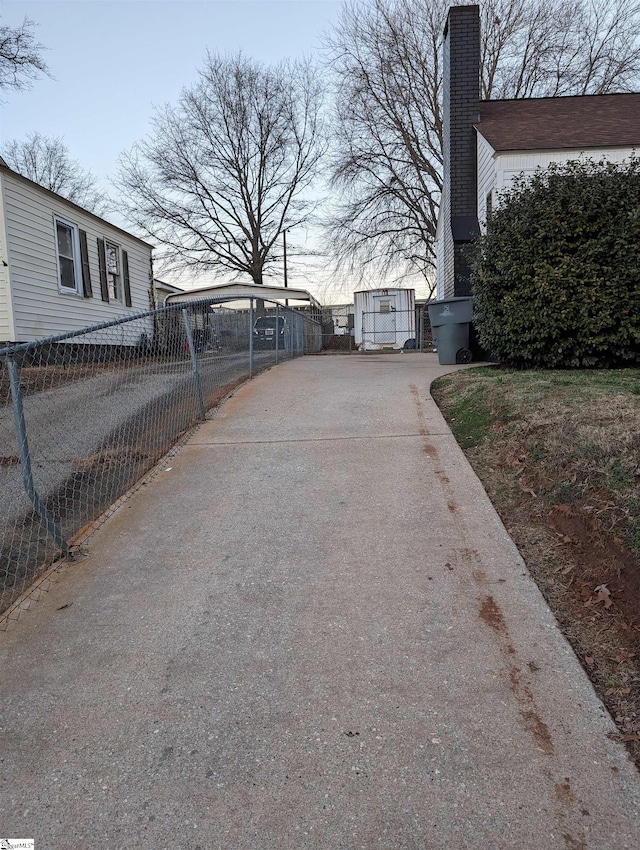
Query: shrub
472 158 640 368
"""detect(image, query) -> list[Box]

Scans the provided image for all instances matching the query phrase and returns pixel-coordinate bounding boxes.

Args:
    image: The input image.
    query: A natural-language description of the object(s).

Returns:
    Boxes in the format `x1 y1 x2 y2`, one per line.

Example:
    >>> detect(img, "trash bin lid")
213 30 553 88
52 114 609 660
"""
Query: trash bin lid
427 297 473 326
429 296 474 304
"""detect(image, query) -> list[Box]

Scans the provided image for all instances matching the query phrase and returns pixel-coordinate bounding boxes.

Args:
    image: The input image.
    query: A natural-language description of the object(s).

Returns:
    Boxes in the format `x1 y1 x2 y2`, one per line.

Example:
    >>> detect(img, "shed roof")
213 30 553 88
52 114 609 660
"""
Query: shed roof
154 279 184 296
475 92 640 152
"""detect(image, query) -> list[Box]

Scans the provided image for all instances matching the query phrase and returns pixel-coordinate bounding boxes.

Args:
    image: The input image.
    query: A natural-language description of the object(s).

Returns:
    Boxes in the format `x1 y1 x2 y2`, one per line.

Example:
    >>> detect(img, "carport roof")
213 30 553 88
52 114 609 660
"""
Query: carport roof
164 282 320 310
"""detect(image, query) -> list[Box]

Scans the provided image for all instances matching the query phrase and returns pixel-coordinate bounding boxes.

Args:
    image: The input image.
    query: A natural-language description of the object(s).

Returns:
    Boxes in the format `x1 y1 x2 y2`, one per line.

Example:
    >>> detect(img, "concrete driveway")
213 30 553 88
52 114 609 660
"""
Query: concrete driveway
0 353 638 849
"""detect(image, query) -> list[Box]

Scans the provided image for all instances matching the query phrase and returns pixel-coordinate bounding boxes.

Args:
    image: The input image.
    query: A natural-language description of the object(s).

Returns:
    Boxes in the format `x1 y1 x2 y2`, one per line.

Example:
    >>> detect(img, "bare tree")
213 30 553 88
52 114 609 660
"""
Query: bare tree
326 0 445 288
0 16 49 93
326 0 640 289
2 132 109 216
481 0 640 98
117 52 326 285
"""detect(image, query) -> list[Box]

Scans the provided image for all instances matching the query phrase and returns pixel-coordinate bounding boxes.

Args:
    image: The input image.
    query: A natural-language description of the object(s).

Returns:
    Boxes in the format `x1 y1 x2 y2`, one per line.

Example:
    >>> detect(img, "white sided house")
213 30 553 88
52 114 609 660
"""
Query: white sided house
354 288 415 351
0 158 154 346
476 95 640 232
436 4 640 301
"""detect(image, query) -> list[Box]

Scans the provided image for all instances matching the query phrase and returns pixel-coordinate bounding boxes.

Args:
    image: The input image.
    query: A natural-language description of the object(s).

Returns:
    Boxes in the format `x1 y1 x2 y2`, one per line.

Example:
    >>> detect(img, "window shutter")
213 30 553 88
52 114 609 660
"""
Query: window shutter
79 229 92 297
122 250 132 307
97 237 109 302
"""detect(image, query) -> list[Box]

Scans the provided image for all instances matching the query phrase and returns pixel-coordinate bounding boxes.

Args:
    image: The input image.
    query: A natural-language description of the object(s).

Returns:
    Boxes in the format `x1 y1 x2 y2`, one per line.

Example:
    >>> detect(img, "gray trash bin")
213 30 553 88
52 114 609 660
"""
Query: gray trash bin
427 297 474 365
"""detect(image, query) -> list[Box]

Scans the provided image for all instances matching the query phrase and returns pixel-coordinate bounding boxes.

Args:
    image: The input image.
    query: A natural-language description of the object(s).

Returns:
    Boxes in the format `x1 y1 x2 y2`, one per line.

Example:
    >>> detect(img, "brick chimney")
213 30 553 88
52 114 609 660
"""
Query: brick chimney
440 4 480 297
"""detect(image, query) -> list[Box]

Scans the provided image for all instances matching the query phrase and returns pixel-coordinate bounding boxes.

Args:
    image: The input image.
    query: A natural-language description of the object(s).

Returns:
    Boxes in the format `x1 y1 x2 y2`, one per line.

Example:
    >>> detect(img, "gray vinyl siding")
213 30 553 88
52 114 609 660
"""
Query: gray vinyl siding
435 187 454 301
0 174 13 342
477 133 497 232
0 272 8 341
1 172 152 343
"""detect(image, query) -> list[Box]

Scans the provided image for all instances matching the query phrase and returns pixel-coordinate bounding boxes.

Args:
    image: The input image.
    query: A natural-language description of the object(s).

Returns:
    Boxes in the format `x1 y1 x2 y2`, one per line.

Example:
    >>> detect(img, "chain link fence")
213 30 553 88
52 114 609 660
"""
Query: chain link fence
319 304 436 353
0 296 320 622
360 306 434 351
320 305 357 351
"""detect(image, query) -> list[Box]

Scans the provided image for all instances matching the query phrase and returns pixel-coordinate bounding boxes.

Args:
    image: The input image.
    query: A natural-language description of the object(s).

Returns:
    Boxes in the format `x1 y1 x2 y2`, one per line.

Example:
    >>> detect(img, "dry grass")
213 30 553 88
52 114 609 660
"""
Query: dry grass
432 366 640 767
0 362 123 401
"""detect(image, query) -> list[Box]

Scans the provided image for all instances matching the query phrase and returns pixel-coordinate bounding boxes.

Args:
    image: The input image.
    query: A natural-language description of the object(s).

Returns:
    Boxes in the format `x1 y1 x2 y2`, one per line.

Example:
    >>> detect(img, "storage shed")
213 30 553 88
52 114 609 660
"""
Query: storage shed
354 288 416 351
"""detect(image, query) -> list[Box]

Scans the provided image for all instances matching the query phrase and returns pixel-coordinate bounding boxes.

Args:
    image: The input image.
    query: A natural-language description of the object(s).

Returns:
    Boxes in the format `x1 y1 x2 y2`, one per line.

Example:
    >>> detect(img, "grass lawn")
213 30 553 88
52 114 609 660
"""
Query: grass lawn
432 366 640 767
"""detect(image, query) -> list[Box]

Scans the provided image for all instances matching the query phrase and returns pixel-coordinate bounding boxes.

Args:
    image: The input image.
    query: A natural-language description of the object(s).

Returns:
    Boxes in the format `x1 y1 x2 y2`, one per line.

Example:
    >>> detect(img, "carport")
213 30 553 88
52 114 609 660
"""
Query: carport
163 281 323 365
163 281 321 320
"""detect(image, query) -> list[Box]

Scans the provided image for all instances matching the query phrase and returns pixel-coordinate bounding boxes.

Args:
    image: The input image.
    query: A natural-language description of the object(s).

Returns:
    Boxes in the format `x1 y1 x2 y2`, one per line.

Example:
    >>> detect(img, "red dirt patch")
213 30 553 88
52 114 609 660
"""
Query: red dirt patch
555 778 575 804
547 506 640 631
479 595 507 633
521 709 554 755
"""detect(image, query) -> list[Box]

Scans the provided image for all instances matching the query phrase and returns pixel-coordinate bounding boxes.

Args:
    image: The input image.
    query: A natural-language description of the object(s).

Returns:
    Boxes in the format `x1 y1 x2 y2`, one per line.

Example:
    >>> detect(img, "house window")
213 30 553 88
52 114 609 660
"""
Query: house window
55 217 81 293
105 241 122 302
379 300 391 313
486 191 493 219
97 239 132 306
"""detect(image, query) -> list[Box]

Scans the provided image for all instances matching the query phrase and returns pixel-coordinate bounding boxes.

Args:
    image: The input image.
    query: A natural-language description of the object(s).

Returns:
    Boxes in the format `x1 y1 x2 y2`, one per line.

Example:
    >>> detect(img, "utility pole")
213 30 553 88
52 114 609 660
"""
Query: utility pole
283 228 289 306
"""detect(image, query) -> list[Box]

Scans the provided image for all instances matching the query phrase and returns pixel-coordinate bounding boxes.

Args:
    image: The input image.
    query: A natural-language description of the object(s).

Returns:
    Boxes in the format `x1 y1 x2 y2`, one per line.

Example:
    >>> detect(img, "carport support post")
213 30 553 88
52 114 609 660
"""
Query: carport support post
182 308 206 420
275 304 279 364
8 356 70 558
249 298 254 378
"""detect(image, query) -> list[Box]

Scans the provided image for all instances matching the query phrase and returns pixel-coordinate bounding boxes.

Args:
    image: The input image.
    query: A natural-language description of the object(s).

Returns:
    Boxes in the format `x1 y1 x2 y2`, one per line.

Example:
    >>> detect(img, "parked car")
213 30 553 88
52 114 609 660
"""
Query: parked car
253 315 287 349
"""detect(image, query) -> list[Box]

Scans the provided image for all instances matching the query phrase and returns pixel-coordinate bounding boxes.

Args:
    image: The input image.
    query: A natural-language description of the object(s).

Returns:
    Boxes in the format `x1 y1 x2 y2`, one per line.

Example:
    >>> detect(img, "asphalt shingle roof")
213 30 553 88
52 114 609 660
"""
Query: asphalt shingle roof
475 92 640 152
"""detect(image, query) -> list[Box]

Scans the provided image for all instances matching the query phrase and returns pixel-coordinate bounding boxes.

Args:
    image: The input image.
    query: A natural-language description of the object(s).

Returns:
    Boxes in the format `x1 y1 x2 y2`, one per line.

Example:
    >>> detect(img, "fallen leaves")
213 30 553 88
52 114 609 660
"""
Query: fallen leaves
507 454 528 477
582 583 615 611
594 584 613 609
614 649 637 664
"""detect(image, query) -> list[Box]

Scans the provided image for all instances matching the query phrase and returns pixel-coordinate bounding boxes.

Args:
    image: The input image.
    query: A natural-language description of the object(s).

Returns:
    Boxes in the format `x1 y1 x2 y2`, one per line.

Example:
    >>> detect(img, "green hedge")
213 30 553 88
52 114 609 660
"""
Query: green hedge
472 158 640 368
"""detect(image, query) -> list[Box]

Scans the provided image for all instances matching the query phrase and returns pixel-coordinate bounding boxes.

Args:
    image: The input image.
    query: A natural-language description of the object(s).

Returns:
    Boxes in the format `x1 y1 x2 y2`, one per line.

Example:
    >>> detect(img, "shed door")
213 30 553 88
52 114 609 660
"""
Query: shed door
373 295 396 343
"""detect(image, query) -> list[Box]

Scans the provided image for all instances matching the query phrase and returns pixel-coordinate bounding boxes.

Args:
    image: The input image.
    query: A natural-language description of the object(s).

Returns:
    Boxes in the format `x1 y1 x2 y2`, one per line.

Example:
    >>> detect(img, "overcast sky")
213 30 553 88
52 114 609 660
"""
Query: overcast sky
0 0 405 301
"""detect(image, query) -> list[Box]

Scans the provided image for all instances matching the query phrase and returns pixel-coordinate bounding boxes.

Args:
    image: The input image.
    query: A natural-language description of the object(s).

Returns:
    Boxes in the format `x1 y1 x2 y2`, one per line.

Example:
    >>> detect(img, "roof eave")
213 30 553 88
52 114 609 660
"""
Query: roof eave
0 163 154 250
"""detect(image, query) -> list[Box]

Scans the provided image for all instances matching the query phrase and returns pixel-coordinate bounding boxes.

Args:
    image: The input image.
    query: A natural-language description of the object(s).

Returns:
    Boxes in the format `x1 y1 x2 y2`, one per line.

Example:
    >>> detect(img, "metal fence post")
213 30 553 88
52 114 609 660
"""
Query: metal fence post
275 303 279 364
8 356 70 558
249 298 254 377
182 308 206 420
